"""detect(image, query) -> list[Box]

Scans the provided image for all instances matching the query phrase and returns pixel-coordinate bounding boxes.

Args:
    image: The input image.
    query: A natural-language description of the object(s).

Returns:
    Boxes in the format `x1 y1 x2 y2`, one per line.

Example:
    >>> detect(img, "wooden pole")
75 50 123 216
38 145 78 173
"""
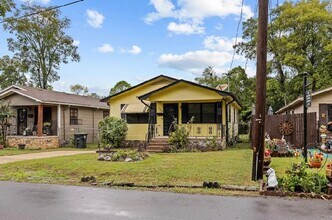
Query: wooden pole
37 104 43 136
252 0 269 180
303 73 308 162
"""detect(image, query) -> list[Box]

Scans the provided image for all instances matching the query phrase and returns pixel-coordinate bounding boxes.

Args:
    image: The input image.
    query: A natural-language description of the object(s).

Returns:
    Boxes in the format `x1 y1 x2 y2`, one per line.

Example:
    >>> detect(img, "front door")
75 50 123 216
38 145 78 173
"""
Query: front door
163 103 178 136
17 108 27 135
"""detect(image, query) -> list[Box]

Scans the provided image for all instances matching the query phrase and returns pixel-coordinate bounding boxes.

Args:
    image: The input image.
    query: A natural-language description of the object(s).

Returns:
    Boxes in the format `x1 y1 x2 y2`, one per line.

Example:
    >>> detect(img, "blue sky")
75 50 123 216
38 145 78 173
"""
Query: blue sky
0 0 273 96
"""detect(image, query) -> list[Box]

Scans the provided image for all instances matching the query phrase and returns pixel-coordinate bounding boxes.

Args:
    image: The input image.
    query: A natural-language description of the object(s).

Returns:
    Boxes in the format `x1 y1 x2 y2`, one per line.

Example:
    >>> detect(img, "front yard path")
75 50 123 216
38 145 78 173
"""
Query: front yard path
0 150 95 165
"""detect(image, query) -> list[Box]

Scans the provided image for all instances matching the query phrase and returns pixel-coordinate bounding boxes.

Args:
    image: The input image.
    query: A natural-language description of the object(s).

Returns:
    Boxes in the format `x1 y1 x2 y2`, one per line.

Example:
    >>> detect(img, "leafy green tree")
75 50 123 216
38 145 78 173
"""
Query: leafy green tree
88 93 101 99
3 3 80 89
0 0 14 17
70 84 89 95
0 55 27 89
109 80 131 95
236 0 332 110
194 66 223 88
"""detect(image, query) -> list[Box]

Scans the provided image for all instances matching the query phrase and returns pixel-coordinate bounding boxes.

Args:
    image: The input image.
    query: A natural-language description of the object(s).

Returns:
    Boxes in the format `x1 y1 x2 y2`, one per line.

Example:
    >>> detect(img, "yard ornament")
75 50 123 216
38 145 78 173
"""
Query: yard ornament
266 168 278 188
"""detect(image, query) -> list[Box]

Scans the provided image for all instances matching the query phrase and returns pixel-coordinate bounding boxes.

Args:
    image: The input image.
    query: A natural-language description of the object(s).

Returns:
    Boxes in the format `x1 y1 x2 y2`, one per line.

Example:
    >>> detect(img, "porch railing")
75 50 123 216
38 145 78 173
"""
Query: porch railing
148 123 224 138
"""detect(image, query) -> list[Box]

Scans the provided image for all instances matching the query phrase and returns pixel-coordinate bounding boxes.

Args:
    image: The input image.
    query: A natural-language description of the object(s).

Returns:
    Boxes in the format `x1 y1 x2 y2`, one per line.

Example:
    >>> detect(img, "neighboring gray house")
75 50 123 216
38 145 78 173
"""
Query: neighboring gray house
0 85 109 149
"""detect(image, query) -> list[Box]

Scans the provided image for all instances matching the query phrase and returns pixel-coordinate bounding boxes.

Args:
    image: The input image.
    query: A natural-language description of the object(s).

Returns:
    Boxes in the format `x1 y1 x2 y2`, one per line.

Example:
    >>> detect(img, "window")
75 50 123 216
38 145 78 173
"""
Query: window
126 113 149 124
103 111 109 118
328 105 332 122
70 108 78 125
182 103 217 124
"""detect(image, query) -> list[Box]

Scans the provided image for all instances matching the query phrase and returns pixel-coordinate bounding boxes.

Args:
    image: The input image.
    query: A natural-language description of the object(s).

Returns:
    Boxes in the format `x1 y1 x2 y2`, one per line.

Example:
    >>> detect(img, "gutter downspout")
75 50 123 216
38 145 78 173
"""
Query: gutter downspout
226 98 235 145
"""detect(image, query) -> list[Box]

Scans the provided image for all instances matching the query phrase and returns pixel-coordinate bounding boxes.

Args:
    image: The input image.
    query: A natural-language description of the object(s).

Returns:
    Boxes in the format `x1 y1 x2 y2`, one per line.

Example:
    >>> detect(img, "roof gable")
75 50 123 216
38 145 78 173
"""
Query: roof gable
0 85 108 109
100 75 177 102
138 79 242 108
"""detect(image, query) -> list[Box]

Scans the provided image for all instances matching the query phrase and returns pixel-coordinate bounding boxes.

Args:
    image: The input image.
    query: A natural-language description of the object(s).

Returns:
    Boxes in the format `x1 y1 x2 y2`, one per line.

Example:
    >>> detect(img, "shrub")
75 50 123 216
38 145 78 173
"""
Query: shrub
168 125 189 152
279 162 328 193
98 117 128 148
206 136 223 151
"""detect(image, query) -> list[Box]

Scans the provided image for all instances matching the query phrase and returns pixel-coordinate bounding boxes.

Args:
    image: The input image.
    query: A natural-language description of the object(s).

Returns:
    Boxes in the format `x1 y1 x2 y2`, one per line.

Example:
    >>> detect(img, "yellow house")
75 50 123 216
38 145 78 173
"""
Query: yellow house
101 75 241 150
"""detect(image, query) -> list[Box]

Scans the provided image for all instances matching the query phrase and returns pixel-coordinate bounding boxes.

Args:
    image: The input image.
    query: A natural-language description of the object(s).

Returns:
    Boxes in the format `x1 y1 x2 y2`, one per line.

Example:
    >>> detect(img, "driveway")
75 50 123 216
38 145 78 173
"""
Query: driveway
0 150 95 164
0 181 331 220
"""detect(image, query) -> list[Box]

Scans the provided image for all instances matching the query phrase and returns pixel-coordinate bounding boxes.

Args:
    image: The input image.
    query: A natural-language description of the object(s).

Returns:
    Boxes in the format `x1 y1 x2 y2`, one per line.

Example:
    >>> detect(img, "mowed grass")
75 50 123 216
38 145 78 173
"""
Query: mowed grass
0 148 256 186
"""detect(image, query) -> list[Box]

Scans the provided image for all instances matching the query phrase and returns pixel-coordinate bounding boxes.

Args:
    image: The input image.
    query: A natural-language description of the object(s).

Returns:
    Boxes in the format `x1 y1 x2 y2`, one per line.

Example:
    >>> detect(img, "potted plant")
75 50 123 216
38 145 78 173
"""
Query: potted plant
309 151 323 168
43 122 51 135
264 149 272 166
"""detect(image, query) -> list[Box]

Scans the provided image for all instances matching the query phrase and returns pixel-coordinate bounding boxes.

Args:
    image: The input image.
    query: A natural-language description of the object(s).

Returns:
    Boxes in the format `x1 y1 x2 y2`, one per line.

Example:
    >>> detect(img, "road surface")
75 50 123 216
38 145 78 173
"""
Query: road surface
0 181 331 220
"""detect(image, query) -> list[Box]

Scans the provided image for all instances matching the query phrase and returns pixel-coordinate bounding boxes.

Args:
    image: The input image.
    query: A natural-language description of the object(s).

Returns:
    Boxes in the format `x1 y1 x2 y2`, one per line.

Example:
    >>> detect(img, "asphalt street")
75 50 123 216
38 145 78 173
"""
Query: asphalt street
0 181 331 220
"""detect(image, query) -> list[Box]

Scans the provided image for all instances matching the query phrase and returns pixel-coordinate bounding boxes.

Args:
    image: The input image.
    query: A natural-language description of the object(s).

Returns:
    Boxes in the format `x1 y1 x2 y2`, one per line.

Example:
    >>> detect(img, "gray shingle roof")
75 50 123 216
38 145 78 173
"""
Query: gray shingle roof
1 85 108 109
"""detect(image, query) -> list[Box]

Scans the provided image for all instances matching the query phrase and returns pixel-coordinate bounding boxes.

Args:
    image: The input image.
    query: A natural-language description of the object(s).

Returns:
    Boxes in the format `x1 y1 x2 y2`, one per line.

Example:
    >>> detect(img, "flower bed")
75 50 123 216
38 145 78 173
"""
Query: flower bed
266 138 294 157
97 149 149 162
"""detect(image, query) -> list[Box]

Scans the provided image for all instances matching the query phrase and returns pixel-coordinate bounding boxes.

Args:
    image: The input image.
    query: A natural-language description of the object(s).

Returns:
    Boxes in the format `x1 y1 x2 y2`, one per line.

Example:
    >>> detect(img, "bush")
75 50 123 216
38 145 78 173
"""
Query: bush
168 126 189 152
98 117 128 148
279 162 328 194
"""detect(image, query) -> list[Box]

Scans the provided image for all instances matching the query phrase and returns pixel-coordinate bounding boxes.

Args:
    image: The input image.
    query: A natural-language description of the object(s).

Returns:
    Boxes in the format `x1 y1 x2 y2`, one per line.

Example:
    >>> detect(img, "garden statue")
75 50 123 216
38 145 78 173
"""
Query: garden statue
266 168 278 189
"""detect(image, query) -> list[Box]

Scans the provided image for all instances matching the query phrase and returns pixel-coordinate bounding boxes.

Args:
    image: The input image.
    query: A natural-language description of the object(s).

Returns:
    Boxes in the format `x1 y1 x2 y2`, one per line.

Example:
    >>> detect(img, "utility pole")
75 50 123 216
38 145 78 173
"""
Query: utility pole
252 0 269 181
303 73 309 163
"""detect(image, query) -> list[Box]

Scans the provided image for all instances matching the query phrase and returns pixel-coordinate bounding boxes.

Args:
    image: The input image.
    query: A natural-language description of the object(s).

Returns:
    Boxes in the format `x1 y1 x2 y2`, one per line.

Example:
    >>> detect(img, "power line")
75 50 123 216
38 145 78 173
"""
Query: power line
229 0 245 72
0 0 84 24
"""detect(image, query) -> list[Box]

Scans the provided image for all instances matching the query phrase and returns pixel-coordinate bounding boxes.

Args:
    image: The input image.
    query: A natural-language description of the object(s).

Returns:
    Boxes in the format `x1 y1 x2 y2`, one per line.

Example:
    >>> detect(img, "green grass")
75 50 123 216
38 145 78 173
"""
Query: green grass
0 144 98 156
0 149 256 186
1 141 330 196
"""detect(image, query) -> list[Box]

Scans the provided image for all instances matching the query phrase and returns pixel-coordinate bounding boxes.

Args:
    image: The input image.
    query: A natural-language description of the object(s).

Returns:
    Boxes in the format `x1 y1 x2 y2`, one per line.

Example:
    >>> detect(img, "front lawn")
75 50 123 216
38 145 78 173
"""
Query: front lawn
1 142 328 196
0 149 255 186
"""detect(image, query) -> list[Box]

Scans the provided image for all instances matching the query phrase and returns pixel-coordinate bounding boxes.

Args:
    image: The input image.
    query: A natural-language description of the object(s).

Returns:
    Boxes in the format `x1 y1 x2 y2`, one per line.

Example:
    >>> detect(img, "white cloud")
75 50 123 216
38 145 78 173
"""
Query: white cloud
145 0 253 27
73 40 80 46
203 36 243 52
98 44 114 53
128 45 142 54
86 9 105 28
121 45 142 55
167 22 204 35
159 50 243 74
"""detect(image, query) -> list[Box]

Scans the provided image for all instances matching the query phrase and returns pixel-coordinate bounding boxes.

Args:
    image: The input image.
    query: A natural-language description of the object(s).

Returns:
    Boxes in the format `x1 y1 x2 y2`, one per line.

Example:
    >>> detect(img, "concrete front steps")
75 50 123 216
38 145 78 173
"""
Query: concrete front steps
145 137 168 153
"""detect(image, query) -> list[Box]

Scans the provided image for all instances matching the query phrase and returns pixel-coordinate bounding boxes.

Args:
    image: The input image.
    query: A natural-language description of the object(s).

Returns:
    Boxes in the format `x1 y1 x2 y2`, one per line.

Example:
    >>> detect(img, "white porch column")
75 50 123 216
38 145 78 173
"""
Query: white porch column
57 105 61 137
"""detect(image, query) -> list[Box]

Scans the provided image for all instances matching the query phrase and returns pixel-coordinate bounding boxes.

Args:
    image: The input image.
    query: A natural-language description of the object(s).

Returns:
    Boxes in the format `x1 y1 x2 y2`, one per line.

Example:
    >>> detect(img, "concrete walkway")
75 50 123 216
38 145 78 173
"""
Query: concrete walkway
0 150 95 164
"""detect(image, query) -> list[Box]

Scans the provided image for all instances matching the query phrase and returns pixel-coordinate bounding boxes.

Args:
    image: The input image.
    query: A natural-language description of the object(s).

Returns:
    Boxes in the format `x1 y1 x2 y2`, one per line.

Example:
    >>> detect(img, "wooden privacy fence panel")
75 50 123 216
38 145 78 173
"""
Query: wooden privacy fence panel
264 113 318 148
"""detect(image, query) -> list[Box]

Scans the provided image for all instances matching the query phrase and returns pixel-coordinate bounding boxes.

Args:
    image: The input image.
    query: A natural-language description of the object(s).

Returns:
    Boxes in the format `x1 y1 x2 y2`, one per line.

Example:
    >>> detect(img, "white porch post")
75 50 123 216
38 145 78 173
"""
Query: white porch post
57 105 61 137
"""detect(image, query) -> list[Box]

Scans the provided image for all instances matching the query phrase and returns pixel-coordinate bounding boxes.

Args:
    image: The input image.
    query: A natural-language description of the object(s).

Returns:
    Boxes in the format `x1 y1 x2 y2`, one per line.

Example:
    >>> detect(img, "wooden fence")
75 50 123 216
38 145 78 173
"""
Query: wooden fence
264 113 318 148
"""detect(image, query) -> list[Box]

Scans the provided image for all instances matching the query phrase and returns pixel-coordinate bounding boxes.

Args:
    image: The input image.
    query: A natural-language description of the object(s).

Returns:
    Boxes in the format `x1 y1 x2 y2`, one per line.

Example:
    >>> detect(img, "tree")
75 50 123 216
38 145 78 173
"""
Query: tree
194 66 223 88
195 66 255 122
235 0 332 110
0 100 14 146
0 0 14 17
109 80 131 95
0 55 28 89
3 3 80 89
88 93 101 99
70 84 89 95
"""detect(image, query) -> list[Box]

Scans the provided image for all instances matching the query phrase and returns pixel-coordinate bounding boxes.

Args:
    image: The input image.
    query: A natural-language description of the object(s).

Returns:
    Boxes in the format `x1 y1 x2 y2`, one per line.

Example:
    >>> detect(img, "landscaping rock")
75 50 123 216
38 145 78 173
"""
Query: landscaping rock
104 155 111 161
97 154 105 161
125 158 133 162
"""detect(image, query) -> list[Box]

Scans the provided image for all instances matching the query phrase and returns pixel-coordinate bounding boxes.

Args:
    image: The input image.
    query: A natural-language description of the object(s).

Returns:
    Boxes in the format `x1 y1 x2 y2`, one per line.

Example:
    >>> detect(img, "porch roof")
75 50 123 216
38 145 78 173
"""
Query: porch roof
0 85 108 109
138 79 242 108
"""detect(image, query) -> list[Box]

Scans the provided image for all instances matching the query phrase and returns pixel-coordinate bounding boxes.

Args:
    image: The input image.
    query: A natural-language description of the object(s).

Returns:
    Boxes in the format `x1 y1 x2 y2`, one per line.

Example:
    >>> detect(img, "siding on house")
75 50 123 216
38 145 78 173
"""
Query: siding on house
109 77 175 140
